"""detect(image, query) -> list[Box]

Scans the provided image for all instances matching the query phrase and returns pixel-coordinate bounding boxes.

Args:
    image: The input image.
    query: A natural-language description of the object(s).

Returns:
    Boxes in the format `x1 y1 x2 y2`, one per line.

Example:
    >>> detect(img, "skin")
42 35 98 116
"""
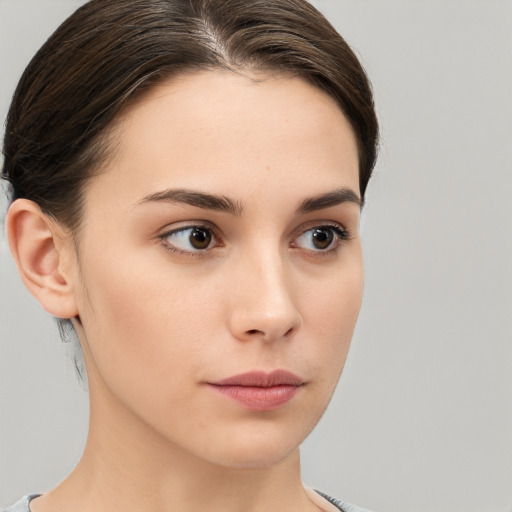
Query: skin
8 71 362 512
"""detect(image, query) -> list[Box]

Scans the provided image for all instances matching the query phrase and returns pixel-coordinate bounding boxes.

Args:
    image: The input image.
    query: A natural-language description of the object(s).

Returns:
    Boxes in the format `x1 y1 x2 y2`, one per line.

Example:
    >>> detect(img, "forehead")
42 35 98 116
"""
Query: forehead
87 70 360 209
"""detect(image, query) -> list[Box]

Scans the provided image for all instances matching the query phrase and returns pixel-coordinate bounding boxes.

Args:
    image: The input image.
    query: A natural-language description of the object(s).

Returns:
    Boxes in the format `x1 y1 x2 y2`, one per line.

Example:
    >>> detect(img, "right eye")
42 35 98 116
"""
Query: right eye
160 226 216 254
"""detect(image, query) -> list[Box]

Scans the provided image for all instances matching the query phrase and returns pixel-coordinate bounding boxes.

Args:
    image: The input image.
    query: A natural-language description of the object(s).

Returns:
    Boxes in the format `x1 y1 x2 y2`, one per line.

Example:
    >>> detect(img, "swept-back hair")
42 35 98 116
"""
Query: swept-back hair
1 0 378 362
2 0 378 232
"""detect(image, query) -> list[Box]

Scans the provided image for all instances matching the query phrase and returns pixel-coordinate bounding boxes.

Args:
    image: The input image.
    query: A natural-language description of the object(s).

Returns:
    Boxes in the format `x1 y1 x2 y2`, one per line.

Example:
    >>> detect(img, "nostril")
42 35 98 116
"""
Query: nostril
245 327 294 338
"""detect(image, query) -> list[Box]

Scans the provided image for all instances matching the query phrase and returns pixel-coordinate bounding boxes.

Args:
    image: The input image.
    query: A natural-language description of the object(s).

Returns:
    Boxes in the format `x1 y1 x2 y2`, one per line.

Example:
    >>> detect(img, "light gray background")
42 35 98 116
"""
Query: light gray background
1 1 511 511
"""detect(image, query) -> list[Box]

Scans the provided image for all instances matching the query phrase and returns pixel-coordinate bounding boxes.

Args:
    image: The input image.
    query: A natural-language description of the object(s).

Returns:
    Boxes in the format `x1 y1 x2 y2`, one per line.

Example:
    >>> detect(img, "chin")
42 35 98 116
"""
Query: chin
190 421 312 470
208 444 299 470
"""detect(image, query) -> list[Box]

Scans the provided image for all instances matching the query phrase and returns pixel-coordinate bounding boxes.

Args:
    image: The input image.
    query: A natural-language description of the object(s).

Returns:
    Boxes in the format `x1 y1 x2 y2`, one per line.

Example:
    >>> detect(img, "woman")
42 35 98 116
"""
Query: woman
1 1 378 511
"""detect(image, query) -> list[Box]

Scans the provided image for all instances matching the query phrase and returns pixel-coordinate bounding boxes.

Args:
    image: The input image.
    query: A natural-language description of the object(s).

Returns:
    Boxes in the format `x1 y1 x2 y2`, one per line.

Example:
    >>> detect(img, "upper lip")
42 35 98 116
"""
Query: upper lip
210 370 304 387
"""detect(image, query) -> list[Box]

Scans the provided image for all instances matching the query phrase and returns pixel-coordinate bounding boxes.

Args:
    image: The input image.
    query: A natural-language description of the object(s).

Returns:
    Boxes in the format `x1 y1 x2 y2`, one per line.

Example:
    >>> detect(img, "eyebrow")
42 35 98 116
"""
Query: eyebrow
296 188 362 214
135 186 361 215
136 188 243 215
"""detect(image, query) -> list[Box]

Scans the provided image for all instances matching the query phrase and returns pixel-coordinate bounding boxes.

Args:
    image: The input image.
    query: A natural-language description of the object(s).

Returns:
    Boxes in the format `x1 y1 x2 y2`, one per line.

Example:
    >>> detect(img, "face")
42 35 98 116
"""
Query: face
70 71 363 469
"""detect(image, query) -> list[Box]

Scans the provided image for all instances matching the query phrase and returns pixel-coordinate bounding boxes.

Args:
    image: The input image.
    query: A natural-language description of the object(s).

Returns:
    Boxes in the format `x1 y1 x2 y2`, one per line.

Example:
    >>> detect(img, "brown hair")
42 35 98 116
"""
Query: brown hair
2 0 379 369
1 0 378 233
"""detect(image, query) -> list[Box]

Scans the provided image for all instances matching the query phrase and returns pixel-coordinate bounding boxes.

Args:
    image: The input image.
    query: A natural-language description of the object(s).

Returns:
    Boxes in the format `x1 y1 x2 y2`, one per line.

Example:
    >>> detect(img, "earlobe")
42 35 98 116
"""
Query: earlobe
6 199 79 319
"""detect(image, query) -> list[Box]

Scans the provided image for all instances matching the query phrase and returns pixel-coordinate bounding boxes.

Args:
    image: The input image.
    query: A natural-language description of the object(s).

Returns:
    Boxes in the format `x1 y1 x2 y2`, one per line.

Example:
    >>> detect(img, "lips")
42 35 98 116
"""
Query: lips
207 370 304 411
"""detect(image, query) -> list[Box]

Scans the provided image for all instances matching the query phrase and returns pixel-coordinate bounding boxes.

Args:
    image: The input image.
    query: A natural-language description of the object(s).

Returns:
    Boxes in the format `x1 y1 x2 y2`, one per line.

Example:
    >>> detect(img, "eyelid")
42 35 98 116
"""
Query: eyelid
156 219 351 257
290 221 351 254
291 220 350 239
157 221 222 256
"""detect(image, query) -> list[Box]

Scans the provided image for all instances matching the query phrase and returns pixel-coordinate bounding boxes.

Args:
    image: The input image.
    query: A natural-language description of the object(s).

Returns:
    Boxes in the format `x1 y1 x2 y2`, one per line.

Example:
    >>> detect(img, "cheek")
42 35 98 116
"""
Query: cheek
75 249 215 390
302 255 364 379
76 258 222 443
308 251 363 329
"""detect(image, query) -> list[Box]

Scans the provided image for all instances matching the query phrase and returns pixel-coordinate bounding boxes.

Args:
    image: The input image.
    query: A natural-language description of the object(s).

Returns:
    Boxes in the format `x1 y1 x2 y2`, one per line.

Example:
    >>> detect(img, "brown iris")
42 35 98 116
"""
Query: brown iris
311 228 334 250
189 228 212 249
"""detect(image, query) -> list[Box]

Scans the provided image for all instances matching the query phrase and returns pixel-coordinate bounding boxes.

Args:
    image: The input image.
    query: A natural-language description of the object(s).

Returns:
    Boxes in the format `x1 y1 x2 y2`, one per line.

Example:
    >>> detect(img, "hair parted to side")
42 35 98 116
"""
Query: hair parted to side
1 0 378 358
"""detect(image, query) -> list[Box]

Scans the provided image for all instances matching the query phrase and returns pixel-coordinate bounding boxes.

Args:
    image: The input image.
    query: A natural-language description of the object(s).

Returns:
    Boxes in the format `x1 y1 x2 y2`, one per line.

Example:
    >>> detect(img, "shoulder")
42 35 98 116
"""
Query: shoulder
315 489 374 512
1 495 40 512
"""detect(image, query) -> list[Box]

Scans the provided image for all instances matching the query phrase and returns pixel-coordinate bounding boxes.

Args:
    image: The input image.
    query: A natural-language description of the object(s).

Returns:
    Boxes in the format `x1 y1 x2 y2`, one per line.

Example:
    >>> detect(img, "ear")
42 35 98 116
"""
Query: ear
6 199 79 319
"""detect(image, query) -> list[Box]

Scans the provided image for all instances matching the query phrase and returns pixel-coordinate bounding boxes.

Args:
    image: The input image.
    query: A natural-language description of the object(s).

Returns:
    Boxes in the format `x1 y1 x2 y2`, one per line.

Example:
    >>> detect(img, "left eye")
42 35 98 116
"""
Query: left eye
294 226 347 252
162 226 214 252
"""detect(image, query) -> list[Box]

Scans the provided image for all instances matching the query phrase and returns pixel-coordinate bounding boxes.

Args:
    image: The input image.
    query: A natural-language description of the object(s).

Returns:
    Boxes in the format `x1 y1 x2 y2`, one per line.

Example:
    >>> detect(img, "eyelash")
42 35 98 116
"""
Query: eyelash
292 223 351 257
159 223 221 257
158 222 350 257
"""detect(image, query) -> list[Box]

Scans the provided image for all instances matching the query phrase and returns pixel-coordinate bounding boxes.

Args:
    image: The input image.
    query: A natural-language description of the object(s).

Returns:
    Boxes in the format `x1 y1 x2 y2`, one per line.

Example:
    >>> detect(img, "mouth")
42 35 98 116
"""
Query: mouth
207 370 305 411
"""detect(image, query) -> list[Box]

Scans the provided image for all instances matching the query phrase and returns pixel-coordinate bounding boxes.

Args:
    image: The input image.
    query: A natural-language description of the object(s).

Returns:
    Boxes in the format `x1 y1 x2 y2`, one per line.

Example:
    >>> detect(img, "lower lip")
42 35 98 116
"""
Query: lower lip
207 384 301 411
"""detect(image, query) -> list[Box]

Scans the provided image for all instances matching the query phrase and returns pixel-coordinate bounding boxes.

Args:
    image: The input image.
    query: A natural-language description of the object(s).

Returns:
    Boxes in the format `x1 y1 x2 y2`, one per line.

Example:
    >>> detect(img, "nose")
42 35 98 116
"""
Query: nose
227 249 302 343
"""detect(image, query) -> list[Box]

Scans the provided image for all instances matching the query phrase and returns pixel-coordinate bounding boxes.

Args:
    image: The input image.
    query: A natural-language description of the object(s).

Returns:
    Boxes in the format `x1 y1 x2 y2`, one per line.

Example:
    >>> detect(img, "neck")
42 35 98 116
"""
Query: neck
32 380 320 512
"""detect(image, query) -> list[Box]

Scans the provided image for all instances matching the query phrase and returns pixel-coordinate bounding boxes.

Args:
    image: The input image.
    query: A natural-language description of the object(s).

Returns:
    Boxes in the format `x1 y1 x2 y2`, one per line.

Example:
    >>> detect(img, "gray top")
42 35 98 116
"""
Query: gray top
1 496 37 512
2 492 372 512
315 490 373 512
